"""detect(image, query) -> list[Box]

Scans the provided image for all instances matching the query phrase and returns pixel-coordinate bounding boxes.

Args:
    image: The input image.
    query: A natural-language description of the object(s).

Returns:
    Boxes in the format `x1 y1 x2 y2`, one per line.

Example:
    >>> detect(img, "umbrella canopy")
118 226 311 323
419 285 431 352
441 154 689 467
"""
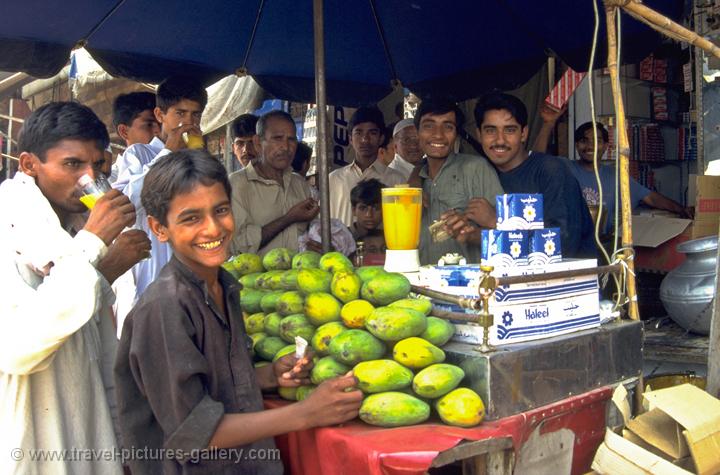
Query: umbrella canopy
1 0 681 106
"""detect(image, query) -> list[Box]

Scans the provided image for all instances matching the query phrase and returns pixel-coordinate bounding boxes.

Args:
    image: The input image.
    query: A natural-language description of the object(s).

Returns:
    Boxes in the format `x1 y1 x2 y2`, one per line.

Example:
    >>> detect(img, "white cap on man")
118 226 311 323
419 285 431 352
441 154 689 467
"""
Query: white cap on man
393 118 415 137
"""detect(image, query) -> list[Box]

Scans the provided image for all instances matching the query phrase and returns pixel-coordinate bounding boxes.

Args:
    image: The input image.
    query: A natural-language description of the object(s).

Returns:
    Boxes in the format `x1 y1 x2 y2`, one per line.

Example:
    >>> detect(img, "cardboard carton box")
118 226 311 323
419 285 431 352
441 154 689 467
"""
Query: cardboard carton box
592 384 720 475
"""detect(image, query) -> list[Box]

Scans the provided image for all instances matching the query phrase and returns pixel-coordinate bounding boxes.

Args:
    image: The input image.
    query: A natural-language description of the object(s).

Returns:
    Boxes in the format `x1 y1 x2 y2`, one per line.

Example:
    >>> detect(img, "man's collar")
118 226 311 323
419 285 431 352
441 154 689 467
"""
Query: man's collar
418 152 456 178
245 161 291 184
351 158 386 174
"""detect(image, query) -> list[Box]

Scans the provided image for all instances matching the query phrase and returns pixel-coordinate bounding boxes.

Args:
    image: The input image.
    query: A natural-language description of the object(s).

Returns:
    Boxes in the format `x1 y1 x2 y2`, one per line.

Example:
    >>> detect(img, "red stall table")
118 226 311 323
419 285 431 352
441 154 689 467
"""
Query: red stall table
266 386 612 475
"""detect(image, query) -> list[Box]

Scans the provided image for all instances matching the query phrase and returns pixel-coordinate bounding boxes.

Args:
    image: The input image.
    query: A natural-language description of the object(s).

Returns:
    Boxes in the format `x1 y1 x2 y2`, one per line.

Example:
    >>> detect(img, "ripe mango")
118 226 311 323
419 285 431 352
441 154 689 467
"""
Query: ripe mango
359 392 430 427
262 247 295 271
272 344 297 362
365 307 427 341
412 364 465 398
260 290 284 313
292 250 322 269
341 300 375 328
279 314 315 344
245 312 265 334
311 321 346 355
263 312 283 337
277 291 305 316
393 337 445 370
436 388 485 427
311 356 350 384
354 359 413 393
255 336 287 361
249 332 267 355
304 292 342 326
420 317 455 347
361 272 411 306
319 251 353 274
330 271 362 303
297 268 332 294
229 253 264 276
329 329 386 365
389 298 433 316
240 288 266 314
239 272 263 289
355 265 386 283
296 385 317 401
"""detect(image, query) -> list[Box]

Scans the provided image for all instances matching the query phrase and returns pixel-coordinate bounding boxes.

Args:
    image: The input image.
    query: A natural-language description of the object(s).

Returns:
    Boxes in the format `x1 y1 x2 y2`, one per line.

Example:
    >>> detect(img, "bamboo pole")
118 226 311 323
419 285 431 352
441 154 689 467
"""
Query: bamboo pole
610 0 720 60
604 4 640 321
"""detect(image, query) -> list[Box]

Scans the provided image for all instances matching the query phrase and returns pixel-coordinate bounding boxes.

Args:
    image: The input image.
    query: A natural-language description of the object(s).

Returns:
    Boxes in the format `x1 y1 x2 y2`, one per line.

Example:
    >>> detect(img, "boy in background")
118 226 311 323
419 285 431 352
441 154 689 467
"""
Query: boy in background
349 178 384 240
110 91 161 183
115 149 362 474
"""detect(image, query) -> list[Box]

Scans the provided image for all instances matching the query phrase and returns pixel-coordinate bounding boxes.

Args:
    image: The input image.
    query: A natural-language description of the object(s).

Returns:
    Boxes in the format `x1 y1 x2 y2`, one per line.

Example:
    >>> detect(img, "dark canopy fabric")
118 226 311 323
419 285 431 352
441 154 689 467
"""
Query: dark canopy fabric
0 0 682 106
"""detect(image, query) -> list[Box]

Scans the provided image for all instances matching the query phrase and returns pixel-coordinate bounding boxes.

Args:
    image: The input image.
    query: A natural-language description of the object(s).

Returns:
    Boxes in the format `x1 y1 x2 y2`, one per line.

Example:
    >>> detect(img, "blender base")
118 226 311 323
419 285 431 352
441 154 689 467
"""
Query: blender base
384 249 420 273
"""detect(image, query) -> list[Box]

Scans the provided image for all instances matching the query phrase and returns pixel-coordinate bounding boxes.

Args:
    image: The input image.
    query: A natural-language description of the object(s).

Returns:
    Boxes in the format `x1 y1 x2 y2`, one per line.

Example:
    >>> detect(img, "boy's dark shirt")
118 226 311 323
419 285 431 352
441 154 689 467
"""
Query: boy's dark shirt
114 256 283 475
497 152 596 258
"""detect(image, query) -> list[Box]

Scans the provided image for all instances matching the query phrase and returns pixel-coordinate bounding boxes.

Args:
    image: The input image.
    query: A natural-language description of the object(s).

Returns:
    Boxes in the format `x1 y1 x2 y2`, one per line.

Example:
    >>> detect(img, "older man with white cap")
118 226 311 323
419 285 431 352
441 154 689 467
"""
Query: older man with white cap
388 118 423 180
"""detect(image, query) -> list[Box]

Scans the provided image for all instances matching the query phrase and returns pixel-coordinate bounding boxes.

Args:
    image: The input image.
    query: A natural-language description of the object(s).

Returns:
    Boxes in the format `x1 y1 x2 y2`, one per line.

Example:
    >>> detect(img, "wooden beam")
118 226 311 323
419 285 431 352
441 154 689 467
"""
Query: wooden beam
604 3 640 320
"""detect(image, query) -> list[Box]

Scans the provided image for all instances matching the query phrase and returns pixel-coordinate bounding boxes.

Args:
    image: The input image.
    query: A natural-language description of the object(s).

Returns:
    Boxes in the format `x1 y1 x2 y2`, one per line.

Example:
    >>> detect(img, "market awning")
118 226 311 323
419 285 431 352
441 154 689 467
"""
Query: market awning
0 0 682 106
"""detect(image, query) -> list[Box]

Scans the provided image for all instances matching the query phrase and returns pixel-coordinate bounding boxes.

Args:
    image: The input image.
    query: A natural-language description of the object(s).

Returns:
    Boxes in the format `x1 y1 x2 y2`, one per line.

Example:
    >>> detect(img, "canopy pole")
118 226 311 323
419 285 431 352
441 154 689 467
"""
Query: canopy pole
313 0 331 252
604 3 639 321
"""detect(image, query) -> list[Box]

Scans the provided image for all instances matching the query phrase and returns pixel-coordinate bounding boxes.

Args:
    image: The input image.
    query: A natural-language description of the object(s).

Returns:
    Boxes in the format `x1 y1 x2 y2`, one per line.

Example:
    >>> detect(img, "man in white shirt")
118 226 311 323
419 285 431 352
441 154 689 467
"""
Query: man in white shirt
329 106 405 226
388 118 423 180
0 102 149 474
113 76 208 300
231 113 259 172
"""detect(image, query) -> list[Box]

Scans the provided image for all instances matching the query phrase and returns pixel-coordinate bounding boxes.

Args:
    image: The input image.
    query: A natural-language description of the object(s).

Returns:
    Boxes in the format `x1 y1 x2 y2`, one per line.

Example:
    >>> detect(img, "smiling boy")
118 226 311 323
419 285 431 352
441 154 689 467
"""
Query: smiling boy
115 150 362 474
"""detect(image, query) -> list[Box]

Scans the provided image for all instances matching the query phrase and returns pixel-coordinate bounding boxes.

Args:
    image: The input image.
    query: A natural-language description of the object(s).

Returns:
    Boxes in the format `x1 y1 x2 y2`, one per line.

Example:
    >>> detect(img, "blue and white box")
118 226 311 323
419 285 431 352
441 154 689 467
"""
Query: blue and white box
481 229 529 267
452 291 601 345
528 228 562 266
496 194 544 230
418 258 598 309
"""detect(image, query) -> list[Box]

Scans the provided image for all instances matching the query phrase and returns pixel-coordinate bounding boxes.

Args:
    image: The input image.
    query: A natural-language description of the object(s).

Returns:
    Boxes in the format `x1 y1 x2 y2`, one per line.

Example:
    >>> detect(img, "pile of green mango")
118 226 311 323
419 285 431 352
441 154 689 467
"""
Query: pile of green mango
224 248 485 428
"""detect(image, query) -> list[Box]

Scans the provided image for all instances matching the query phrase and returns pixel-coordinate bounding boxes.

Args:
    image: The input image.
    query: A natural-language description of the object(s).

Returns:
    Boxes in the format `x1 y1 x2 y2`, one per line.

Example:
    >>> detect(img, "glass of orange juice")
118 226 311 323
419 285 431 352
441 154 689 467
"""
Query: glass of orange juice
78 173 111 210
381 187 422 250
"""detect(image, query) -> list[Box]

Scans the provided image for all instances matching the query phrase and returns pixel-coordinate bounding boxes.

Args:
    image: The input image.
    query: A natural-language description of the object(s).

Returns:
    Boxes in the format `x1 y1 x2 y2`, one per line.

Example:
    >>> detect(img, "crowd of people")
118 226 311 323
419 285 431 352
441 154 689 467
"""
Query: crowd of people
0 75 692 473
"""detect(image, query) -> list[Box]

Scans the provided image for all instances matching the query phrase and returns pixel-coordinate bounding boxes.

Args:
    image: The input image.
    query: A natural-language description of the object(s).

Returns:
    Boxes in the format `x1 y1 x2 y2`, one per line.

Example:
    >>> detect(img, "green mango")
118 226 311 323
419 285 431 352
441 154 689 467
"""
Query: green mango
361 272 411 306
260 290 285 313
310 356 350 385
354 359 413 393
255 336 287 361
244 312 265 334
239 272 263 289
296 385 317 401
355 266 386 283
328 329 386 366
359 392 430 427
262 247 295 271
281 269 300 290
330 270 362 303
272 344 297 363
365 307 427 341
279 314 315 344
277 291 305 316
229 253 264 276
420 317 455 347
412 363 465 398
240 288 267 314
278 386 298 401
297 268 333 294
292 250 322 269
304 292 342 326
389 298 433 316
263 312 283 337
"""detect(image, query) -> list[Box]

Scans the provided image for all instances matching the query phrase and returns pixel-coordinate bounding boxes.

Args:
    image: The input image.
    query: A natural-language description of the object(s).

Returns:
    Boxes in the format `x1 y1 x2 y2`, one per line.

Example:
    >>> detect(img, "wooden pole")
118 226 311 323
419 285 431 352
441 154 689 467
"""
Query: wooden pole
614 0 720 60
604 4 640 321
313 0 331 252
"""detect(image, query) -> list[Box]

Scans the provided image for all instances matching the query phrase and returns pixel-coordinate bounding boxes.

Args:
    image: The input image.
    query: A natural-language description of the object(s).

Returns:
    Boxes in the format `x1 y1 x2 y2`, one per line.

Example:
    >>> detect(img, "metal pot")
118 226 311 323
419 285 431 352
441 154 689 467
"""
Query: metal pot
659 236 718 335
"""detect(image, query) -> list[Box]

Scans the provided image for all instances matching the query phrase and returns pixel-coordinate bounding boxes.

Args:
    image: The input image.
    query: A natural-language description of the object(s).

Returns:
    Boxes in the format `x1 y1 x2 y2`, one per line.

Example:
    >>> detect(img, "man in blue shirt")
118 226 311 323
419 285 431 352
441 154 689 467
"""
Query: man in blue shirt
568 122 693 235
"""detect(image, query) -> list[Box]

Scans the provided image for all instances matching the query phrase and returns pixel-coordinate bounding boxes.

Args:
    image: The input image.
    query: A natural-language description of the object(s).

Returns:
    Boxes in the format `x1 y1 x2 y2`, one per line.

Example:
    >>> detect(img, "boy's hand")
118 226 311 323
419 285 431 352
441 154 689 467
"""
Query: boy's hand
300 372 363 427
274 351 314 388
165 123 202 152
441 209 480 245
84 189 136 245
97 229 152 284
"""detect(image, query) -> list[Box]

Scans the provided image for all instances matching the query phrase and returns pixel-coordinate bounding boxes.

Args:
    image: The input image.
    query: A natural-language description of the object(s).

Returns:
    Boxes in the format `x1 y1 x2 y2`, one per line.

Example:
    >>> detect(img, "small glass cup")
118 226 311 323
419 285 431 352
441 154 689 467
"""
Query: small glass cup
77 173 111 210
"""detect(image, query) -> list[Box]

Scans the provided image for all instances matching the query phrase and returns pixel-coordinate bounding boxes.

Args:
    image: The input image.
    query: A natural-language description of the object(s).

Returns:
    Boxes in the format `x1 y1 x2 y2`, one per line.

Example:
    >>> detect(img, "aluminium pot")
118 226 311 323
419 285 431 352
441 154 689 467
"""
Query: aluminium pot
659 236 718 335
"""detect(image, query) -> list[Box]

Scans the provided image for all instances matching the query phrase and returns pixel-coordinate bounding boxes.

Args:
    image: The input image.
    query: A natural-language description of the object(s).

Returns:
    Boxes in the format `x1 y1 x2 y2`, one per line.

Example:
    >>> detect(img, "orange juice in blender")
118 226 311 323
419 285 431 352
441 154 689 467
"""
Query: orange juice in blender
382 187 422 272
